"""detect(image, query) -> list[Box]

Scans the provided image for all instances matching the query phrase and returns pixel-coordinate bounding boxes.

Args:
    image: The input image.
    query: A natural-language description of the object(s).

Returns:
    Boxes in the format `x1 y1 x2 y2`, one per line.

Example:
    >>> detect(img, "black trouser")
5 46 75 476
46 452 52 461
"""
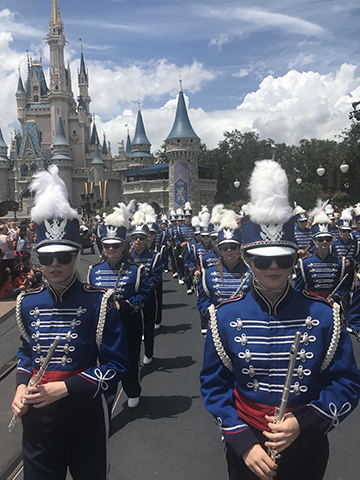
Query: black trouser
169 246 176 272
173 246 184 279
121 311 142 398
22 395 109 480
226 425 329 480
155 280 163 326
142 289 156 358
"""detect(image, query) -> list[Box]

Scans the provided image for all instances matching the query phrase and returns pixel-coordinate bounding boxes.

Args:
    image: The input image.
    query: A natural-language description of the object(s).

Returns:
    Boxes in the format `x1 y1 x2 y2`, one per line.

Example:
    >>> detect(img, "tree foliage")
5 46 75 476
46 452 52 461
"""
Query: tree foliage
199 123 360 211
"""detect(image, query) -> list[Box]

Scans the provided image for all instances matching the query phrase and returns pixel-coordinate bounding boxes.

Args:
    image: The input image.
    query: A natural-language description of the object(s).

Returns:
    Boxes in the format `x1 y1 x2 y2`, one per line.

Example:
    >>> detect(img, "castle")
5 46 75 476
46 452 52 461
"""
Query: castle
0 0 217 217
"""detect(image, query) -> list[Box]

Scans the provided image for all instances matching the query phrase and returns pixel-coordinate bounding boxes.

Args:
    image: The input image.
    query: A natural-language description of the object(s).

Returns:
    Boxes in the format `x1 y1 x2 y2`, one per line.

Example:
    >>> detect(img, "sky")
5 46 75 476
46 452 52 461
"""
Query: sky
0 0 360 154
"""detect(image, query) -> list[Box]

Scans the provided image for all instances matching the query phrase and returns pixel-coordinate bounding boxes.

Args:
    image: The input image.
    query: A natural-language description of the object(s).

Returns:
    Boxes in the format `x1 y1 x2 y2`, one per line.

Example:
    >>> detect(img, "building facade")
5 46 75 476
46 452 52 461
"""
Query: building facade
0 0 216 218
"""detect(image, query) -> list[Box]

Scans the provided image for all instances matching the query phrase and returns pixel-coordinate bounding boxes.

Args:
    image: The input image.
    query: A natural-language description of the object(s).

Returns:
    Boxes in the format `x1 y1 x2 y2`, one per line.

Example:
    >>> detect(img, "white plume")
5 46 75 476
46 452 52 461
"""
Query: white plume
131 210 146 227
127 199 136 215
176 208 184 216
137 202 148 213
145 205 157 224
324 203 333 215
293 205 306 216
192 215 200 229
310 199 331 226
219 210 239 231
105 202 132 228
30 165 77 224
247 160 292 224
200 211 211 228
354 203 360 217
210 204 225 225
185 202 192 210
169 208 176 217
340 207 353 221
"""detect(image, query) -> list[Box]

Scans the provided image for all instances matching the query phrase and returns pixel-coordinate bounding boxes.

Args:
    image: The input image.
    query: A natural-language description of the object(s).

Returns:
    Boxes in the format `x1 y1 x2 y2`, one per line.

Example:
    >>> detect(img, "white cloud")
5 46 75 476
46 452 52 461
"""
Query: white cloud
0 8 42 39
68 58 215 119
204 5 326 48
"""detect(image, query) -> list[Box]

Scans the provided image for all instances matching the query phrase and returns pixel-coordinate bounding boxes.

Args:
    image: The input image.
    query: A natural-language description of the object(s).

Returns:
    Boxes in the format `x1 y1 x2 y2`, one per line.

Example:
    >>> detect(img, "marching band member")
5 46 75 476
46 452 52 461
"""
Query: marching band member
295 202 350 302
12 166 129 479
200 160 360 480
197 210 251 334
293 204 312 255
179 202 196 294
88 202 151 409
130 210 162 366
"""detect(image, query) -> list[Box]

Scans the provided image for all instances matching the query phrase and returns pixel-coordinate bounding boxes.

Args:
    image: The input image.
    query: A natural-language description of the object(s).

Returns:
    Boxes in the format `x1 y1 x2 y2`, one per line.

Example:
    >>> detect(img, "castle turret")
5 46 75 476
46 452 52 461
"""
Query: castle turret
129 101 154 169
0 127 10 202
16 68 27 127
92 141 105 184
166 79 201 212
51 116 73 201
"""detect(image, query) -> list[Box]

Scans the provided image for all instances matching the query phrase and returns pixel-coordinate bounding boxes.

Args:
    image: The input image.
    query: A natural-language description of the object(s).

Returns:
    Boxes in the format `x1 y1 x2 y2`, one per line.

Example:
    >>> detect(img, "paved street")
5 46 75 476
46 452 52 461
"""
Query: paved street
1 251 360 479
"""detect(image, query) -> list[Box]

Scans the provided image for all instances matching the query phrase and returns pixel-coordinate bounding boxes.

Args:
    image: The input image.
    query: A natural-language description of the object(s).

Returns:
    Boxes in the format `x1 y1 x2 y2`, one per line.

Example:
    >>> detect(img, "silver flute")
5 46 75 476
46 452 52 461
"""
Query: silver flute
8 336 61 433
268 331 302 460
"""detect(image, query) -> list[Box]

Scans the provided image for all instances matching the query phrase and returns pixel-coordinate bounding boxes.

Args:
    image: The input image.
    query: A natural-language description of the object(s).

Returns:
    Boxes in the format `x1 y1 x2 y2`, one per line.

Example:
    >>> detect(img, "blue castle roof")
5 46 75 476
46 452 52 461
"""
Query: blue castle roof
16 74 26 95
132 106 151 145
53 117 69 147
91 142 104 165
166 84 199 140
124 162 213 176
19 121 41 156
0 127 7 148
26 63 48 97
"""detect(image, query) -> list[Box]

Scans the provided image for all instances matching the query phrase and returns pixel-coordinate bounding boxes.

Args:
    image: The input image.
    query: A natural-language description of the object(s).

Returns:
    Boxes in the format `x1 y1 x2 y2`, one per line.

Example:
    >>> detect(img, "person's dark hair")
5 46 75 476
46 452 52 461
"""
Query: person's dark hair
0 268 11 290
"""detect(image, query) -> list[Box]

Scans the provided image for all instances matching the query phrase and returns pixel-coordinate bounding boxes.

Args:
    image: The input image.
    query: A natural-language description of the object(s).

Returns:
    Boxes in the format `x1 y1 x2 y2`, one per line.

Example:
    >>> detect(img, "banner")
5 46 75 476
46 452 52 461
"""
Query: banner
84 182 93 195
174 162 188 210
99 180 108 208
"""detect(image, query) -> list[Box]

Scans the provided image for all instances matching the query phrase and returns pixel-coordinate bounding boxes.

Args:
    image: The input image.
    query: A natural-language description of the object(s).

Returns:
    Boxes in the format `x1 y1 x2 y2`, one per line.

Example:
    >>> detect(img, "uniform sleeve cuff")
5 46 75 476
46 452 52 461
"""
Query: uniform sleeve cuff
223 427 259 459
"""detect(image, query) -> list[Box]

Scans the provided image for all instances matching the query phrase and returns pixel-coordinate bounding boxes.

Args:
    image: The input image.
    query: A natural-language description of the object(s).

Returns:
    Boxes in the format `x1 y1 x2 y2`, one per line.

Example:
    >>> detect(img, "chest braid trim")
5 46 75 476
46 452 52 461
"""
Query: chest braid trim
299 258 308 290
209 304 234 372
319 302 341 373
135 264 144 293
16 291 29 343
152 252 161 272
202 266 211 298
96 289 114 351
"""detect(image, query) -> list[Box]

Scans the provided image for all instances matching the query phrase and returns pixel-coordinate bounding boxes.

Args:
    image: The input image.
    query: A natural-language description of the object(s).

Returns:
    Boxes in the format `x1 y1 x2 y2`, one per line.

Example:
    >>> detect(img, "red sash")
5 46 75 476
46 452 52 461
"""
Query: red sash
31 368 84 385
233 388 301 432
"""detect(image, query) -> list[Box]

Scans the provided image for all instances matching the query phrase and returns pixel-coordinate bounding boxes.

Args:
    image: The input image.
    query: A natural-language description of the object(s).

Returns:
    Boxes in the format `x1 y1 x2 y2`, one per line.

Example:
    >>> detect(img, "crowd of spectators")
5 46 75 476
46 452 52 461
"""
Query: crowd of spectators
0 220 42 301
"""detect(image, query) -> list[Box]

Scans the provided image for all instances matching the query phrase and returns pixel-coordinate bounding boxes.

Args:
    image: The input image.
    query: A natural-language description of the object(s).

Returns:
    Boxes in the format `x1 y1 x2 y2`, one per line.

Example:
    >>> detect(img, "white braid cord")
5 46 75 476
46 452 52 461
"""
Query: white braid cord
202 267 211 299
320 302 341 373
96 289 114 351
152 252 161 273
15 291 30 343
209 304 234 372
135 264 144 293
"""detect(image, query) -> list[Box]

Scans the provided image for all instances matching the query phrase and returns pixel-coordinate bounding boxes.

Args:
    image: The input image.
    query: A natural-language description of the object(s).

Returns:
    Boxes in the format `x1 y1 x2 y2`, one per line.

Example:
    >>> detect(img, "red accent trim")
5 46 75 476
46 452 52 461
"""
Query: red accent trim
233 388 302 432
31 368 84 384
308 289 330 299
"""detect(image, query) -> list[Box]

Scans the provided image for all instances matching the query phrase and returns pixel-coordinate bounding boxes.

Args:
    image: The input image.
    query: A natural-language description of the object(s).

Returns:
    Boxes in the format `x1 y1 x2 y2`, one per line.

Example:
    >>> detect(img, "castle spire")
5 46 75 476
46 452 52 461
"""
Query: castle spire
132 102 150 146
51 0 62 26
166 80 199 140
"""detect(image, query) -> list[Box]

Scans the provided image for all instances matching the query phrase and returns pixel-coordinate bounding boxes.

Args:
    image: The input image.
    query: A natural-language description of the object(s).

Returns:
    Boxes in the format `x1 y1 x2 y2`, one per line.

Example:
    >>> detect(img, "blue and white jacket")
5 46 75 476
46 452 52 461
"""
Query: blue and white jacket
16 277 129 399
88 257 152 314
200 284 360 458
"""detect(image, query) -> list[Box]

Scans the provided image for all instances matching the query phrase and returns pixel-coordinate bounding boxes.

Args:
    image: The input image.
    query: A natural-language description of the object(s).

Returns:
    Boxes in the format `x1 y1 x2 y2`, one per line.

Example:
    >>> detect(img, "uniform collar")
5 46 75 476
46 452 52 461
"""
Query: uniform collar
251 280 293 315
47 275 80 303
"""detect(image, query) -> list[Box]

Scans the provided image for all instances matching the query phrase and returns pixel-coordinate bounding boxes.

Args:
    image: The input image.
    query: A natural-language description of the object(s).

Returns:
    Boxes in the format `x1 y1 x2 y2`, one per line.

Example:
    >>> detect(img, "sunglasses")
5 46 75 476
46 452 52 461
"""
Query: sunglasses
103 243 122 250
219 244 239 252
132 235 147 241
315 236 333 243
249 255 295 270
38 251 77 266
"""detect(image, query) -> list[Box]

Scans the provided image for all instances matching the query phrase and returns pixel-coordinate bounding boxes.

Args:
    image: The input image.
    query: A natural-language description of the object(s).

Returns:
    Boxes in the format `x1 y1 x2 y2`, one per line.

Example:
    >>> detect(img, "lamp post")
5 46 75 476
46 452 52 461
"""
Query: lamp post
316 161 349 204
80 192 94 220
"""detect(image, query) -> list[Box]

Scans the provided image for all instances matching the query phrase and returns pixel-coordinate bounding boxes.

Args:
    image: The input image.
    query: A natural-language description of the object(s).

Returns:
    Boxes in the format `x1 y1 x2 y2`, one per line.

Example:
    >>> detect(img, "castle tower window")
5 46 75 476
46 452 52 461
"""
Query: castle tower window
34 95 39 102
21 164 29 177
